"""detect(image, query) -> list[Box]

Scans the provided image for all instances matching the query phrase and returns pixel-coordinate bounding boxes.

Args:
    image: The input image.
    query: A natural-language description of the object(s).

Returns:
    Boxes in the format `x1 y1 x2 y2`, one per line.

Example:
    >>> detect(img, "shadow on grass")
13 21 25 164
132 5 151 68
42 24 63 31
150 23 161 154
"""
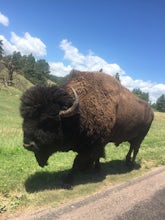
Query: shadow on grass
25 160 140 193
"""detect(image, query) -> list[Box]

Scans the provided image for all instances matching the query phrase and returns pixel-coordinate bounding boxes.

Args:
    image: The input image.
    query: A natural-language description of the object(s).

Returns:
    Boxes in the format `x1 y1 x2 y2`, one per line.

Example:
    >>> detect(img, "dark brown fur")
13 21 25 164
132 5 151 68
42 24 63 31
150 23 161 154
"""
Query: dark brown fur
20 70 154 185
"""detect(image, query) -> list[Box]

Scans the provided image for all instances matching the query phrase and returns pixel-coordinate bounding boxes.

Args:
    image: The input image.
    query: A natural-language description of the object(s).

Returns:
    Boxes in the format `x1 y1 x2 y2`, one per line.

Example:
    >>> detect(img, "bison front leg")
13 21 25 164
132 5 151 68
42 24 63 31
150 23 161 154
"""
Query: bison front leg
72 153 94 171
64 153 97 188
72 153 102 171
63 153 93 188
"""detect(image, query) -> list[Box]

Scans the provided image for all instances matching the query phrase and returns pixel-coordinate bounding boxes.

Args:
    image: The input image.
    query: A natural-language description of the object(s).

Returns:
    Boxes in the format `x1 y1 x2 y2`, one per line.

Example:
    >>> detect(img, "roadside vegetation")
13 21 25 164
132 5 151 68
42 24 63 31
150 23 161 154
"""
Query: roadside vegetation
0 84 165 217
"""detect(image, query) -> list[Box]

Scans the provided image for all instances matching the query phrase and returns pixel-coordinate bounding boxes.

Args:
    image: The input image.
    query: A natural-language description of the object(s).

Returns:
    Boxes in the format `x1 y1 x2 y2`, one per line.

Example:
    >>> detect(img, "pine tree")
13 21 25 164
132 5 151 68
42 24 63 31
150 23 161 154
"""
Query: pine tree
156 94 165 112
0 40 4 60
114 73 120 82
132 88 149 103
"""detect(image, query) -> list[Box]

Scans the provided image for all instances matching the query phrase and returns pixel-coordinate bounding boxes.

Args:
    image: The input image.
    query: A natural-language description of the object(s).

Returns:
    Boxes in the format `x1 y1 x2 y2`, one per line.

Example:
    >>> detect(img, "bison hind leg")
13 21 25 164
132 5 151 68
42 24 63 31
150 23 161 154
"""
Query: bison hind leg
126 141 141 169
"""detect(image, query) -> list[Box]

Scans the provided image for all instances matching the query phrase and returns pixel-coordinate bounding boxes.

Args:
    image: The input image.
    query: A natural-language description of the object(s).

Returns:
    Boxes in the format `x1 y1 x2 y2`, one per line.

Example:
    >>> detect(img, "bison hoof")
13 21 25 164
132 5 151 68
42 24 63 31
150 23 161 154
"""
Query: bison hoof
94 162 101 170
125 160 141 170
62 182 73 190
62 173 74 189
125 160 134 170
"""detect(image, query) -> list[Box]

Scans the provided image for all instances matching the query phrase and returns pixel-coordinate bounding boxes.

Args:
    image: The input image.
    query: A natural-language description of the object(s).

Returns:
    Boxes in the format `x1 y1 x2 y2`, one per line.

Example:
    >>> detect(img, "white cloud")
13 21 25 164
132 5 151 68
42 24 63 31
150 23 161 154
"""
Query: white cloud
0 35 17 54
11 32 47 56
50 39 165 103
60 39 85 65
0 12 9 26
148 84 165 103
121 75 165 102
121 76 153 91
0 32 46 57
49 62 72 77
52 39 123 75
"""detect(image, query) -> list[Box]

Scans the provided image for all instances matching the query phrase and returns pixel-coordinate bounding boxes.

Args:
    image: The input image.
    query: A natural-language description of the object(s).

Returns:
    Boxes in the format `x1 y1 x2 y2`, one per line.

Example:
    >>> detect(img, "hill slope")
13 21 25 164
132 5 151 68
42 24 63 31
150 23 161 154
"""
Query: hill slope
0 64 33 92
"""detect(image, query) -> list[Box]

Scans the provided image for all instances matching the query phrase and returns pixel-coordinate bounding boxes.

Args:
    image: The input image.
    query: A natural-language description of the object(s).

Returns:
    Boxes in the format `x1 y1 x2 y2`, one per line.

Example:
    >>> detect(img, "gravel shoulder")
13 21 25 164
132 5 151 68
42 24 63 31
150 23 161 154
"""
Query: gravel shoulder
6 166 165 220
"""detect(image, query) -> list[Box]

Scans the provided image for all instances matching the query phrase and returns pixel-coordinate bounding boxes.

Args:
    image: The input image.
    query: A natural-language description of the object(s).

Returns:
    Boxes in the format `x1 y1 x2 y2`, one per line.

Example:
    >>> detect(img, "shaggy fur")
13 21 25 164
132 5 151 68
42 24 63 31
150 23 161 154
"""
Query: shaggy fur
20 70 154 184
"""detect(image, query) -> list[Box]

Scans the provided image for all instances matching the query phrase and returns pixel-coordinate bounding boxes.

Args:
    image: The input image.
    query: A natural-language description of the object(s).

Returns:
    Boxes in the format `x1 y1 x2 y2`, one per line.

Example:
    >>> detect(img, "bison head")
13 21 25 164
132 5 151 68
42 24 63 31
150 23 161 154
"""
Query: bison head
20 85 79 167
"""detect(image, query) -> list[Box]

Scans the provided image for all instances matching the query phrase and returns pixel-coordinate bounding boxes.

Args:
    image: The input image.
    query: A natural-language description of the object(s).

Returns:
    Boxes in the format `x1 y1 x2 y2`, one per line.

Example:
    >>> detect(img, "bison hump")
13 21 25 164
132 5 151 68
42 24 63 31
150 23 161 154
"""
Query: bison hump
65 71 121 137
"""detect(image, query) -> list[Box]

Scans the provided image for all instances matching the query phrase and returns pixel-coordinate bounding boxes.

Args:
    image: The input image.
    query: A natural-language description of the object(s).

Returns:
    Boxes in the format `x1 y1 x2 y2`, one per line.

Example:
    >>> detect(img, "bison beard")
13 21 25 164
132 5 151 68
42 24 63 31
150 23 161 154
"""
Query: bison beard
20 70 154 187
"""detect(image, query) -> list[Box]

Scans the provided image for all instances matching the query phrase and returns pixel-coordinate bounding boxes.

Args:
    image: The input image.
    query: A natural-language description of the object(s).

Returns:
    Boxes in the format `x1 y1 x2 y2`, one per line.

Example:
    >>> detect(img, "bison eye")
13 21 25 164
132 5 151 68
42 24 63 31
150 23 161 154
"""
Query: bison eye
39 118 60 132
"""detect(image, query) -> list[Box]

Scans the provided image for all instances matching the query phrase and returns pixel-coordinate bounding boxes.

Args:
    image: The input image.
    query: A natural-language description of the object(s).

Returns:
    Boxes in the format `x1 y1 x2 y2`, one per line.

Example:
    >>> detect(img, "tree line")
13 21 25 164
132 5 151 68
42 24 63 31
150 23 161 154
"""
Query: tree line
0 40 64 85
132 88 165 112
1 40 165 112
3 51 52 85
114 73 165 112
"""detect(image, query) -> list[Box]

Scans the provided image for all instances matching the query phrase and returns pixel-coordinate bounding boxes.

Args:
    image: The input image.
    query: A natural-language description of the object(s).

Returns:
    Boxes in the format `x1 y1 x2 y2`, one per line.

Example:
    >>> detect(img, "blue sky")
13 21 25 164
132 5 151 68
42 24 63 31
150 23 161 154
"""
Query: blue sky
0 0 165 102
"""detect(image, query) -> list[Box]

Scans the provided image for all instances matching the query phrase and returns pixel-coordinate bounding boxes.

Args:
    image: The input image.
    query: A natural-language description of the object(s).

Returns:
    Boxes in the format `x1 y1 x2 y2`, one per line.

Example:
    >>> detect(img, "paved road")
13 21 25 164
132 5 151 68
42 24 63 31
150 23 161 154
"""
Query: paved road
9 166 165 220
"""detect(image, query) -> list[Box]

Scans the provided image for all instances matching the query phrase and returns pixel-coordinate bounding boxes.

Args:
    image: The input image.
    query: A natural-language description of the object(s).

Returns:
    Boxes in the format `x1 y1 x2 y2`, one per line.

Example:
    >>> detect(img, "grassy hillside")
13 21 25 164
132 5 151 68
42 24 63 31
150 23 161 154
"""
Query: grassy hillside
0 65 33 92
0 78 165 217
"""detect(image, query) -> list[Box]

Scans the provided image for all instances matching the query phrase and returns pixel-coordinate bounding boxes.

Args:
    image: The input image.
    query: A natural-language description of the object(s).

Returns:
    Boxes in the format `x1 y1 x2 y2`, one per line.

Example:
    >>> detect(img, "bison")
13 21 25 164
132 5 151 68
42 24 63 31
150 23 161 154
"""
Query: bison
20 70 154 185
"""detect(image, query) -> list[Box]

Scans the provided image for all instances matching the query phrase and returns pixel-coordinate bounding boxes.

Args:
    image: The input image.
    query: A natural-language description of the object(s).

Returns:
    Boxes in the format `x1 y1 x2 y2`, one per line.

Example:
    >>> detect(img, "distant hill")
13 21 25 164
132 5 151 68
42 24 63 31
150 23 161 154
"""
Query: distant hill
0 63 64 95
0 62 33 93
0 68 33 91
0 54 67 93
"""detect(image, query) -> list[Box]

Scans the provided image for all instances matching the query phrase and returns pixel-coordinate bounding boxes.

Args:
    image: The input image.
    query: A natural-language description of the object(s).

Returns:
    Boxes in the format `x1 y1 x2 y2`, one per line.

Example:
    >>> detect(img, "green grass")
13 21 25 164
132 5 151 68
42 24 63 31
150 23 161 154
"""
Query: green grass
0 87 165 217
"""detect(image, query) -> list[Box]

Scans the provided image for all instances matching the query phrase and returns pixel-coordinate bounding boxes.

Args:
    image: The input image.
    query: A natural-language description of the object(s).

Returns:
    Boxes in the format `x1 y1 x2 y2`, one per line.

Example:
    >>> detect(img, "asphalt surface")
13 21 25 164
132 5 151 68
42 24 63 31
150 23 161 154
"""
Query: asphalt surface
8 166 165 220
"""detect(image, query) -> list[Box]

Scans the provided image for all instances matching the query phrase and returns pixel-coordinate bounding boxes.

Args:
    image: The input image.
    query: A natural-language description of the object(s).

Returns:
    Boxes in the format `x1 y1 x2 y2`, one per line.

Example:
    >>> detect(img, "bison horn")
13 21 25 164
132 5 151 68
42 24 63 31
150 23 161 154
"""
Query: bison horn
23 142 39 152
59 87 79 118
